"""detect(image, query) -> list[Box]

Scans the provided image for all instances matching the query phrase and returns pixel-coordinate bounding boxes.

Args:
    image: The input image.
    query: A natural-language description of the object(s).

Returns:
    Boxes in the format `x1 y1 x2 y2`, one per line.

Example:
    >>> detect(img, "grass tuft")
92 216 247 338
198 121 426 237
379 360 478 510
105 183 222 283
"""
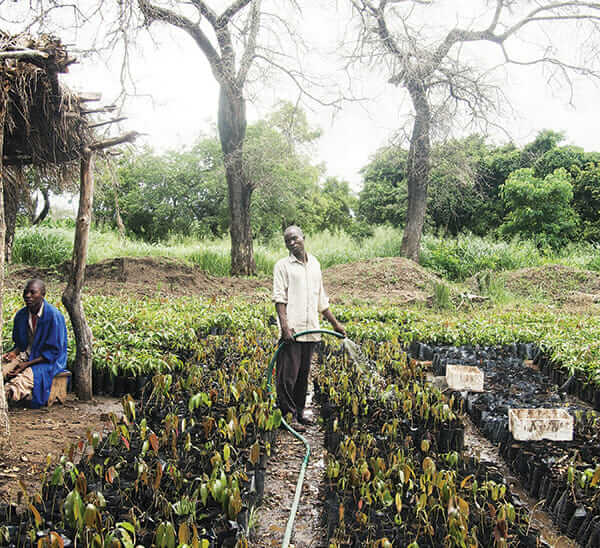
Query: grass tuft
431 281 452 310
13 227 73 267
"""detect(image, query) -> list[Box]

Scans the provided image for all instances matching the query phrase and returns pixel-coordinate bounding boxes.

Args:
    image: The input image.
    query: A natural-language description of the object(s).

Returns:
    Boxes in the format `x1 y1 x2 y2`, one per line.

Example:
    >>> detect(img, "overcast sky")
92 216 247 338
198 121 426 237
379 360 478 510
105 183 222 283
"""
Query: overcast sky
7 1 600 190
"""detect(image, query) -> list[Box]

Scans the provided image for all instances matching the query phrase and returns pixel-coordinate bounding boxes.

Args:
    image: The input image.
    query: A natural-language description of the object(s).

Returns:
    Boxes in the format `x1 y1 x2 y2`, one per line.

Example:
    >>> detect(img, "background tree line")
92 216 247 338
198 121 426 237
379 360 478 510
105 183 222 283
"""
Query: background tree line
10 0 600 274
90 123 600 252
92 103 356 243
359 130 600 250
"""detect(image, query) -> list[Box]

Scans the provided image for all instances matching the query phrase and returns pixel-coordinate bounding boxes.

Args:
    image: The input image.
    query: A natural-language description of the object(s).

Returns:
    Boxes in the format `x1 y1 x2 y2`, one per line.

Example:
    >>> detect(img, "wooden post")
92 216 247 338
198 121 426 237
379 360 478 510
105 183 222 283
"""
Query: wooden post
62 148 94 400
0 70 10 443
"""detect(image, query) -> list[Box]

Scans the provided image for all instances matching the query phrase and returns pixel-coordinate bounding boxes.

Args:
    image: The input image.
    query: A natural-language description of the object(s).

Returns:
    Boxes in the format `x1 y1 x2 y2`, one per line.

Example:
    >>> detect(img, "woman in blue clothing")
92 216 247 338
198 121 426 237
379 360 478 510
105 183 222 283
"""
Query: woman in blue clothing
2 279 68 408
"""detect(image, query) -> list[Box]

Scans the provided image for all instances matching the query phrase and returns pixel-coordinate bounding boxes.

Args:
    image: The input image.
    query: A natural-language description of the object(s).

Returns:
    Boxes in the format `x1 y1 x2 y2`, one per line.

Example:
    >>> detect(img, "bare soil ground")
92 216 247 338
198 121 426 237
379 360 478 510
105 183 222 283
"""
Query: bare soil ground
323 256 441 304
0 395 121 502
6 257 272 300
253 391 327 548
7 255 441 305
10 257 600 308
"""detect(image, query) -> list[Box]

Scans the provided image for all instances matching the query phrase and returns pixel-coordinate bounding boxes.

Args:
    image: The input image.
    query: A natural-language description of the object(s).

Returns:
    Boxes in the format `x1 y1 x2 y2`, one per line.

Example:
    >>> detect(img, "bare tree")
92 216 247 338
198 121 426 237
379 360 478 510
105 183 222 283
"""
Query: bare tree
349 0 600 262
8 1 343 275
129 0 259 275
62 132 137 401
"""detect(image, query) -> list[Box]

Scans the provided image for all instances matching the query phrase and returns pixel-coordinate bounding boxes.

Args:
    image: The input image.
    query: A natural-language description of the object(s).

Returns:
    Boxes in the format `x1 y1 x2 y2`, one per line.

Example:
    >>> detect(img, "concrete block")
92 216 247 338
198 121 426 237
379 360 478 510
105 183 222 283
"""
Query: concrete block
508 408 573 441
445 364 484 392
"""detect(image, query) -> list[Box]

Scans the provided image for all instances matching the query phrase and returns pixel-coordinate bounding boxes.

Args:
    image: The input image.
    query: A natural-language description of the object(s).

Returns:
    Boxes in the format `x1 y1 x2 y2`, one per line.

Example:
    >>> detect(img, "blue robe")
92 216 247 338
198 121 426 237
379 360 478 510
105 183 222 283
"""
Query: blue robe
12 300 68 408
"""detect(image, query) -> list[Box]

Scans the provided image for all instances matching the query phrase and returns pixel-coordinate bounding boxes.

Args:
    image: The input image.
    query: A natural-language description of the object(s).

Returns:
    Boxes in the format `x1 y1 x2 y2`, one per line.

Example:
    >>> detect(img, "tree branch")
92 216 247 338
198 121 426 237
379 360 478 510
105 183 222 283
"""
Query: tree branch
190 0 218 26
237 0 260 86
88 116 127 129
487 0 503 33
137 0 222 77
0 48 49 60
498 2 600 41
89 131 138 151
373 3 404 58
254 54 342 107
219 0 254 26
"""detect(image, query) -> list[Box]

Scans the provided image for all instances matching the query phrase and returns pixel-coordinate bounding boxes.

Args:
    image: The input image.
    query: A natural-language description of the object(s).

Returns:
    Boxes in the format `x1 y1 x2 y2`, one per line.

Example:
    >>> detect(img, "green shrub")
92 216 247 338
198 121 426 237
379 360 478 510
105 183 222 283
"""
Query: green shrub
432 281 452 309
500 167 578 249
572 163 600 242
13 227 72 266
585 252 600 273
254 251 276 278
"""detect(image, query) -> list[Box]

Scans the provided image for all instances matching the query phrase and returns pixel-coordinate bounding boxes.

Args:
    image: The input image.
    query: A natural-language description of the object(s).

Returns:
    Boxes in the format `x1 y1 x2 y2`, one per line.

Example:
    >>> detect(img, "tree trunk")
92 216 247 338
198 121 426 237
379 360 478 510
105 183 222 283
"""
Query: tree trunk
400 81 431 263
114 192 125 237
0 82 10 445
62 150 94 401
108 161 125 237
3 167 21 263
218 86 256 276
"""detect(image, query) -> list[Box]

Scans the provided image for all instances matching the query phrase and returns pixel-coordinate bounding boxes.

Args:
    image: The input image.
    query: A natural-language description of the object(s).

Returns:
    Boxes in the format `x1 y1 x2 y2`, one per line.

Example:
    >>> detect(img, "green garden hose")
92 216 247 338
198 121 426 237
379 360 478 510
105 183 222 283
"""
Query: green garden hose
265 328 345 548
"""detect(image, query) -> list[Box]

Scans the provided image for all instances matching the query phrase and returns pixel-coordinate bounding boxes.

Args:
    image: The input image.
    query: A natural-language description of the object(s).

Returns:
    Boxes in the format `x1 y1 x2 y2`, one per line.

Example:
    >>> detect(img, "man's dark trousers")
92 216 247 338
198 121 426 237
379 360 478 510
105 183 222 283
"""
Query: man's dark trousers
276 341 317 420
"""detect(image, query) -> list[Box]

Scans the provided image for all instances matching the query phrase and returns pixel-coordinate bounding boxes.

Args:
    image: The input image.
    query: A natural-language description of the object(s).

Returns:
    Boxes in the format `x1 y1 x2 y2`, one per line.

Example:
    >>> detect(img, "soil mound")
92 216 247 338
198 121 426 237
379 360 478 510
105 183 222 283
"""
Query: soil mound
501 264 600 303
7 255 441 303
323 256 441 303
8 257 271 299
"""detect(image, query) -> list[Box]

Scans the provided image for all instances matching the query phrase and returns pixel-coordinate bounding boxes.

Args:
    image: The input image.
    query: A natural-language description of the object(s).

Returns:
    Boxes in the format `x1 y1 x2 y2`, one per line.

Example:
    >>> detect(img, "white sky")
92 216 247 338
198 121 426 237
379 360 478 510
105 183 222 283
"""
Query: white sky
7 1 600 191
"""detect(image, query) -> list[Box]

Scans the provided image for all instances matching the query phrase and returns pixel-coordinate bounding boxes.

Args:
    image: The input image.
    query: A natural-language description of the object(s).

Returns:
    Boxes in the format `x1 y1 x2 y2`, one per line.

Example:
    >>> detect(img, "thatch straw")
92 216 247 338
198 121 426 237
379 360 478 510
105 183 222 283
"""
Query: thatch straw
1 32 95 168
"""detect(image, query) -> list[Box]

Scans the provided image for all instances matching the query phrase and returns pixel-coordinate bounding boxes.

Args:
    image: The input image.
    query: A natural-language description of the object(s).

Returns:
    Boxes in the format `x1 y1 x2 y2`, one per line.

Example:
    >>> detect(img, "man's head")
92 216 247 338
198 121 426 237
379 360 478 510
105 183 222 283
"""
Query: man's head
284 225 306 261
23 279 45 312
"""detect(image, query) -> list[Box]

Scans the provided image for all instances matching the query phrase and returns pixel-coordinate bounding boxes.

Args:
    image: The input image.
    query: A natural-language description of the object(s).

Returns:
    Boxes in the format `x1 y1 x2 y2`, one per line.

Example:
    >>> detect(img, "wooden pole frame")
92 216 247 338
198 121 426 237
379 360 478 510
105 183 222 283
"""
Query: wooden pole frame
61 133 136 400
61 149 95 400
0 71 10 442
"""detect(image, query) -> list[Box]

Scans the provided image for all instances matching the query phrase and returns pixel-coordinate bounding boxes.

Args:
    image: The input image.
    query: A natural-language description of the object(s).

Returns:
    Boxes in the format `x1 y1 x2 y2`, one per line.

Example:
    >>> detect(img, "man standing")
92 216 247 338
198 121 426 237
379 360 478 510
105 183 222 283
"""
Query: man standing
273 226 345 432
2 279 68 408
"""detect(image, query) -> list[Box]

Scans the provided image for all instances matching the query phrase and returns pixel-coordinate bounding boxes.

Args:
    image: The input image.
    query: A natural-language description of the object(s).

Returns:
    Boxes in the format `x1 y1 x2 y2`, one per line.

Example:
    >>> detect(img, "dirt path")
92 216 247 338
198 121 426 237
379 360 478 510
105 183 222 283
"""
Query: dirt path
253 391 327 548
463 416 576 548
0 395 122 502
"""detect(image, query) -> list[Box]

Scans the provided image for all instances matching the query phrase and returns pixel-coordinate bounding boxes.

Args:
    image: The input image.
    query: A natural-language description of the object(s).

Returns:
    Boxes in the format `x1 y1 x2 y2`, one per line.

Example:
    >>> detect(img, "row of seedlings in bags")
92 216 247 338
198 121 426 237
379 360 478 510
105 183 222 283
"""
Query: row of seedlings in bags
314 340 541 547
424 342 600 546
87 297 272 400
535 352 600 412
0 333 281 548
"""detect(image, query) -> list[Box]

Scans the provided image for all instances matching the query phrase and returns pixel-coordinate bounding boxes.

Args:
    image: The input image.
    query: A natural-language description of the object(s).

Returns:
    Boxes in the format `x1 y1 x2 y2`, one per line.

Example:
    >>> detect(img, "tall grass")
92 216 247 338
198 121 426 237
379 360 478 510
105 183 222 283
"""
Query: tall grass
12 227 72 267
11 224 600 281
419 234 542 281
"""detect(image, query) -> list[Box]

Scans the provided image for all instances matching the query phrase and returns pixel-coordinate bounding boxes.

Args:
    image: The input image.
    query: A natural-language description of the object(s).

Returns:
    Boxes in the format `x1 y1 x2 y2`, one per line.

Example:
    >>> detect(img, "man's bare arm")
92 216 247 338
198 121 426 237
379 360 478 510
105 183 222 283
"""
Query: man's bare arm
2 347 21 362
322 308 346 337
275 302 295 342
6 356 44 377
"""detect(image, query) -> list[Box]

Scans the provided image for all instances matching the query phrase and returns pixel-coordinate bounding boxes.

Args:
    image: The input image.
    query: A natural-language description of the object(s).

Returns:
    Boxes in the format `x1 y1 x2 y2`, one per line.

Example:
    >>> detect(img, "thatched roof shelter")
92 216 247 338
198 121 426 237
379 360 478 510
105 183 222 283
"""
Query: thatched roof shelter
0 32 136 261
1 32 135 168
2 32 91 167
